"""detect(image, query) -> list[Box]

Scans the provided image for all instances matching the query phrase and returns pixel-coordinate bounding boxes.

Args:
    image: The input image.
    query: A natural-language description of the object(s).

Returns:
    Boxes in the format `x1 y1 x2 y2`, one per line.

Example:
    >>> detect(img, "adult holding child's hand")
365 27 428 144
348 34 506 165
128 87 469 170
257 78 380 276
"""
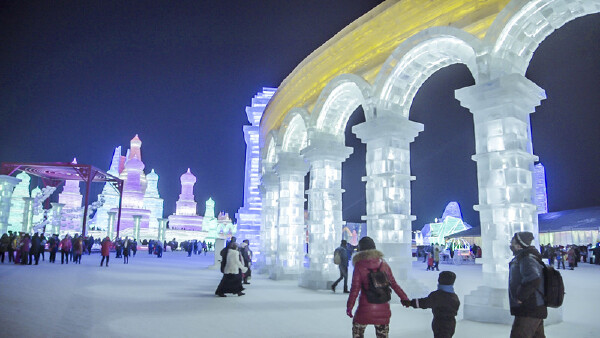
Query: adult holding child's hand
346 236 409 338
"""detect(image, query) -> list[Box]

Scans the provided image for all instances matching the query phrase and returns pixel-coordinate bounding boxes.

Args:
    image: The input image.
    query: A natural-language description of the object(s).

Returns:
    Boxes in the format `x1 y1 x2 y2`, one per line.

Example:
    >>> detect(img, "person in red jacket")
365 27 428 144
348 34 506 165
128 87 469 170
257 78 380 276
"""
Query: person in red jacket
100 237 112 267
346 236 410 338
60 235 72 264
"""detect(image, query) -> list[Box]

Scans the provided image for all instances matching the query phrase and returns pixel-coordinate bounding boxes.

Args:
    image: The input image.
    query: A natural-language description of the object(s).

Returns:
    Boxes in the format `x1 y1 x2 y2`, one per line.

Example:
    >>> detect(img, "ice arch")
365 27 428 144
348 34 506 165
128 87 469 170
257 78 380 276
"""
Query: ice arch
261 131 279 171
278 108 309 153
374 27 483 117
487 0 600 76
311 74 373 140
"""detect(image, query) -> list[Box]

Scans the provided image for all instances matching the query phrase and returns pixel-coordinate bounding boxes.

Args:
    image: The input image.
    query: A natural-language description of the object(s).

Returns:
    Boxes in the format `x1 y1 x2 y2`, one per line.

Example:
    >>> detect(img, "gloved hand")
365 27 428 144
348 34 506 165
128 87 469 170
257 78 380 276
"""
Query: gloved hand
346 308 353 318
401 299 412 308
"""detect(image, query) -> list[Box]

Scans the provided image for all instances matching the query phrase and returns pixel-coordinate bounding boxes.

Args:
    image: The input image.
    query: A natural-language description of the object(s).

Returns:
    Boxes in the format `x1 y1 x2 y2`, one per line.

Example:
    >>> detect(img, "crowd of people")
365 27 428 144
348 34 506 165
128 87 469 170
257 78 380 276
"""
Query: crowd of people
0 231 94 265
540 243 600 270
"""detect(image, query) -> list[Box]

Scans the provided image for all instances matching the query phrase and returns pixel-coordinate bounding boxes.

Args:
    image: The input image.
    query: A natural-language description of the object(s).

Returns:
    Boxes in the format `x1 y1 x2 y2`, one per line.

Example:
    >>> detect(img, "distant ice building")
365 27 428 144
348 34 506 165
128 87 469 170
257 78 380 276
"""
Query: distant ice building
7 171 31 233
420 202 472 245
168 169 203 231
236 87 276 255
58 159 84 233
92 135 164 238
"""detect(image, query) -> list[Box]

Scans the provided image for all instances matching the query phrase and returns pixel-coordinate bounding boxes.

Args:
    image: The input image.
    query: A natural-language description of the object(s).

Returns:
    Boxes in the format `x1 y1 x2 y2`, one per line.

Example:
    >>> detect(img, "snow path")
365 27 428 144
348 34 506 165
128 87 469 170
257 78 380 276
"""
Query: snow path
1 251 598 337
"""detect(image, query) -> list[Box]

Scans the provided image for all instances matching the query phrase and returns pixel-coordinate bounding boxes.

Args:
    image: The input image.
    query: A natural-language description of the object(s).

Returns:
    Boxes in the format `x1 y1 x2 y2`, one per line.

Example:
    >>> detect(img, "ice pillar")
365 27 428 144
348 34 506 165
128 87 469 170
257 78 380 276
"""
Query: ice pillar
353 114 425 295
456 74 560 324
107 211 117 239
271 152 308 280
157 218 167 242
0 175 21 234
50 203 65 235
22 197 34 233
257 169 279 273
299 132 352 289
132 215 142 240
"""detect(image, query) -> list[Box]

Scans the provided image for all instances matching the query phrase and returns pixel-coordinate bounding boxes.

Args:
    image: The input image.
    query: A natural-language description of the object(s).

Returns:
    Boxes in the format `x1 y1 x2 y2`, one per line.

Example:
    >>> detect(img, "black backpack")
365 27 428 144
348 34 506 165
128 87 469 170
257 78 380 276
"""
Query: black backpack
534 256 565 308
364 261 392 304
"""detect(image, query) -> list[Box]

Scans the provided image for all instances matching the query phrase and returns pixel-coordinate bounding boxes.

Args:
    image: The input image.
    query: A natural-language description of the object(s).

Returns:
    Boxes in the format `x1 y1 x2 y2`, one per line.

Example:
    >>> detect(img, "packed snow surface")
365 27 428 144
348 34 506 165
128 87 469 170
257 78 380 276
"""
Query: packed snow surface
1 251 598 337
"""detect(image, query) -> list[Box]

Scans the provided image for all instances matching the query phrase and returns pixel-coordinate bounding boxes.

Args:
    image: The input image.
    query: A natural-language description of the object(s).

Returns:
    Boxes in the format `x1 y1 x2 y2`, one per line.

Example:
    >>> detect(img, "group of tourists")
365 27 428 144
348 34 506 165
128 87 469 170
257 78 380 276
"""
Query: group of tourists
182 239 208 256
0 231 92 265
541 242 600 270
329 232 555 338
215 237 253 297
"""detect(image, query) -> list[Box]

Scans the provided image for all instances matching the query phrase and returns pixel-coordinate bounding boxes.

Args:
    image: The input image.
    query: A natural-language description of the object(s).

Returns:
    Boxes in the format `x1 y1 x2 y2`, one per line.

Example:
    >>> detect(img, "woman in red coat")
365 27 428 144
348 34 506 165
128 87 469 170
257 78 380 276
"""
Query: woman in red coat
100 237 111 267
346 236 410 338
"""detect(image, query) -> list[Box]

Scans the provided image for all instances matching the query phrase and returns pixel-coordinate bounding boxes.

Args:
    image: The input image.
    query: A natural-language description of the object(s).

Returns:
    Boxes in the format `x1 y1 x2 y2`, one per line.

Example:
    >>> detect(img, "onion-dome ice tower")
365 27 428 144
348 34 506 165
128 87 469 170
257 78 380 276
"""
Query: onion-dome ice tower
168 168 203 231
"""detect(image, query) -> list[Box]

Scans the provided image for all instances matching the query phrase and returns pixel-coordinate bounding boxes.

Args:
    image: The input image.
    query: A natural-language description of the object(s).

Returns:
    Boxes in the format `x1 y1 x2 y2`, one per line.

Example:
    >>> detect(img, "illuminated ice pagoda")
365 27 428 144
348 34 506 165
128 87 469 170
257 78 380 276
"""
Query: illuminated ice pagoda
420 202 472 245
92 135 164 239
168 168 203 231
58 159 84 233
236 88 276 256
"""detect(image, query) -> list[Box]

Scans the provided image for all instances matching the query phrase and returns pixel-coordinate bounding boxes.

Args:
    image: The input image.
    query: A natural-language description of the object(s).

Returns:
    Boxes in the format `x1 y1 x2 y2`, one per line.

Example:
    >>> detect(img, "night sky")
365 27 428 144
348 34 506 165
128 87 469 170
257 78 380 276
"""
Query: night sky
1 2 598 230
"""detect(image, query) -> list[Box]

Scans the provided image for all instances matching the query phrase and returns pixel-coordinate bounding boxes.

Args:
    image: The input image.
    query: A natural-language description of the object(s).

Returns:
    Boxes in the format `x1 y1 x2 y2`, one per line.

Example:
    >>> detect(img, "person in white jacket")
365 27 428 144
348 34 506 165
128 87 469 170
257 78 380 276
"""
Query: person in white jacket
215 242 248 297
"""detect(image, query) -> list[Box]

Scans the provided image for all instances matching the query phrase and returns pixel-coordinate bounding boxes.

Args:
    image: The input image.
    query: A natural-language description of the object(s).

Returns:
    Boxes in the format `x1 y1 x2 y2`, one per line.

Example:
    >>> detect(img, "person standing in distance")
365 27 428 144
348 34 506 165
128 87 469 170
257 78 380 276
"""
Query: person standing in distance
509 231 547 338
332 239 349 293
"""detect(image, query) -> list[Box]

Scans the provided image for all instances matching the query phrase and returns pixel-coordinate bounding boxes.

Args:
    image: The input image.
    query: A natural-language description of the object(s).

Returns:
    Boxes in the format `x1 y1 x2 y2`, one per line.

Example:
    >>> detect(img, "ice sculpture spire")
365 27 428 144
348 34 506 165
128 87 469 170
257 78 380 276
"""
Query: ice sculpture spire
236 87 277 257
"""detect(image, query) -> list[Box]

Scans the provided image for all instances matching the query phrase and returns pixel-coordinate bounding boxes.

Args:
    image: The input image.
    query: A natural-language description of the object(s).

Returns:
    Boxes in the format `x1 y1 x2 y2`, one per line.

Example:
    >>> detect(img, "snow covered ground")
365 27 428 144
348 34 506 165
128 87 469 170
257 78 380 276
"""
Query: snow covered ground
1 251 598 338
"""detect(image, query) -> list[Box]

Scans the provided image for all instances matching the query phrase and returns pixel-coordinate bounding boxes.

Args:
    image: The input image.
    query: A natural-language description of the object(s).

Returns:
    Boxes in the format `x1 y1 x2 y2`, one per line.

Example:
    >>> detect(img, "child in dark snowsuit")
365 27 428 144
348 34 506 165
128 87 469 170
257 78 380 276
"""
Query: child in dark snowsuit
403 271 460 338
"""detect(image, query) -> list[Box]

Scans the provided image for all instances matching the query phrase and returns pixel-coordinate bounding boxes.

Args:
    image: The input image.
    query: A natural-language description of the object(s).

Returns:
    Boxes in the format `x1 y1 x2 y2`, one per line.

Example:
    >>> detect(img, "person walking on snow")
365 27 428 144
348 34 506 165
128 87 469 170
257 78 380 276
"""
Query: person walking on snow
346 236 410 338
332 239 349 293
100 237 111 267
508 231 547 338
404 271 460 338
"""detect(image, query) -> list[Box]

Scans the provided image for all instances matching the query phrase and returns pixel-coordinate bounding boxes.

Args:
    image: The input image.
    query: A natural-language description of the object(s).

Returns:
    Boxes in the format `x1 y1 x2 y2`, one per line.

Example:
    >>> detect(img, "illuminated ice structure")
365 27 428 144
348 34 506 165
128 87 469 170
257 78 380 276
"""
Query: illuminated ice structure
58 174 84 233
236 87 276 260
168 169 203 232
255 0 595 324
420 202 472 245
7 171 31 233
92 135 164 239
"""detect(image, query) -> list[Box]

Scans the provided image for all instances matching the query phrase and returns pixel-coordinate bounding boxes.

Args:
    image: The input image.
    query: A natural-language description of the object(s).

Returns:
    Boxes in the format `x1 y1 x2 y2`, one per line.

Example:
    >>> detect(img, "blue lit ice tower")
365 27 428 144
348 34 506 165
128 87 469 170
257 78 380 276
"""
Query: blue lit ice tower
236 87 276 257
533 163 548 214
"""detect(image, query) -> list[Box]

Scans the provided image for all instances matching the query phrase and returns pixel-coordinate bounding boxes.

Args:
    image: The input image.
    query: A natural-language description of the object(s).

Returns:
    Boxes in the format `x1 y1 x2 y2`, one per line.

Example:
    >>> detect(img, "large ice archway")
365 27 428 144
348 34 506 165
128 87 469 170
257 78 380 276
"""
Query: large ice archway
279 108 309 153
374 27 482 117
311 74 373 139
487 0 600 76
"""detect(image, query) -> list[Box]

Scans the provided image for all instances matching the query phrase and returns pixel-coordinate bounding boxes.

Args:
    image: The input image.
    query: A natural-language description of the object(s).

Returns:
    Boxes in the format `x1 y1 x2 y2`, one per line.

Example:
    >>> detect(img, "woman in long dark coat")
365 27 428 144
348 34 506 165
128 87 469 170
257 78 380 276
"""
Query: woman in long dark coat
215 242 247 297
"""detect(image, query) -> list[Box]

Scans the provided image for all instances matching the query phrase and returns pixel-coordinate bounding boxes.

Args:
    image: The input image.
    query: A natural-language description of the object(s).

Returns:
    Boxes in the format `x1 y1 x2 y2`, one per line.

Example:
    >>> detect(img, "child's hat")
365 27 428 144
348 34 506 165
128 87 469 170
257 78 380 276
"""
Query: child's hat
438 271 456 285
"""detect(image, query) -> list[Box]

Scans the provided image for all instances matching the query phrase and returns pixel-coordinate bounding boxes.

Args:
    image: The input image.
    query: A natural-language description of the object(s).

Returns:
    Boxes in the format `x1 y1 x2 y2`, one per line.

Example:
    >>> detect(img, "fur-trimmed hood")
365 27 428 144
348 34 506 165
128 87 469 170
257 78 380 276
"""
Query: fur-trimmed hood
352 249 384 265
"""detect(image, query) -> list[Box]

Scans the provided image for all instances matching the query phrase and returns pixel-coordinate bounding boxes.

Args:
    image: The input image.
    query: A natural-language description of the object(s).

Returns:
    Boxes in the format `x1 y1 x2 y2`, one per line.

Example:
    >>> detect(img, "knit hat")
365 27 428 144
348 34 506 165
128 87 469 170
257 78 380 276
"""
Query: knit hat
358 236 376 251
513 231 534 247
438 271 456 286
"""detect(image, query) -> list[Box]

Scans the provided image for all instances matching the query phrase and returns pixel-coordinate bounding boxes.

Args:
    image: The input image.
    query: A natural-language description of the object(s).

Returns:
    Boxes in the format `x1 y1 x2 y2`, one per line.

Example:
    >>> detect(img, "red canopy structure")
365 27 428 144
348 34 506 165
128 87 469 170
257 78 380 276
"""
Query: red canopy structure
1 162 124 237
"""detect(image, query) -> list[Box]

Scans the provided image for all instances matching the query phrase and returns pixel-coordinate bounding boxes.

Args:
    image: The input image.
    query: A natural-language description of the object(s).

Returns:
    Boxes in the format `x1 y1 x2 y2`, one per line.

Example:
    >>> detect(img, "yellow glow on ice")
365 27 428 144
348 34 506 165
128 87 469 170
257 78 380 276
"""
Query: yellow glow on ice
261 0 510 137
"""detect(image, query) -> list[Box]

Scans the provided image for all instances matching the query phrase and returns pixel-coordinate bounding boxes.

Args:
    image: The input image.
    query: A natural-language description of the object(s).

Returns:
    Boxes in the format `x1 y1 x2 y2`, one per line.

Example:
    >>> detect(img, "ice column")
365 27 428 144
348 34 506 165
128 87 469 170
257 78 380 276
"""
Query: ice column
132 215 142 240
299 132 352 289
107 211 116 238
455 74 556 324
22 197 34 233
50 203 65 235
0 175 21 234
271 152 308 279
257 169 279 273
353 114 424 287
157 218 167 242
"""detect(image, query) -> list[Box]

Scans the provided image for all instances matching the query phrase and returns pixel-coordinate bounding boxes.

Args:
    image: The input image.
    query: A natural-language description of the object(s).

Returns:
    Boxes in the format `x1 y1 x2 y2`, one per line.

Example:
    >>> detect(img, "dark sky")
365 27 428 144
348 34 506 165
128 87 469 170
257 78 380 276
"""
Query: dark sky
1 2 598 229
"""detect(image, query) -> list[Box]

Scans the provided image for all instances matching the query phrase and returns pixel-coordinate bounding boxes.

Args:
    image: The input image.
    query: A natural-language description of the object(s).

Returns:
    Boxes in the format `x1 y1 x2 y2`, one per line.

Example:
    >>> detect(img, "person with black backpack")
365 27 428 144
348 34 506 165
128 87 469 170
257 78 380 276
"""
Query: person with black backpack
332 239 349 293
346 236 410 338
508 231 547 338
